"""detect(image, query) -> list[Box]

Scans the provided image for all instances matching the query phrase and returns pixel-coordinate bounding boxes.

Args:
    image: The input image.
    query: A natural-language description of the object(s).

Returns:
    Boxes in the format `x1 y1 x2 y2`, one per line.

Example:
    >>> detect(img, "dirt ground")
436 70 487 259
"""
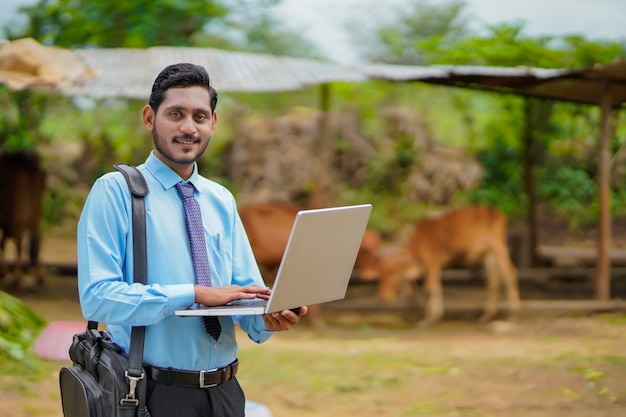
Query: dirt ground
2 264 626 417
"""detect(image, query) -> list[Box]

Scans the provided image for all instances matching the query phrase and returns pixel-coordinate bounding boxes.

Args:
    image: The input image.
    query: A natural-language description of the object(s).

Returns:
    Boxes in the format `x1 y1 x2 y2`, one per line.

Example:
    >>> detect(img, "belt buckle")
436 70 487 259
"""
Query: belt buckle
199 369 218 388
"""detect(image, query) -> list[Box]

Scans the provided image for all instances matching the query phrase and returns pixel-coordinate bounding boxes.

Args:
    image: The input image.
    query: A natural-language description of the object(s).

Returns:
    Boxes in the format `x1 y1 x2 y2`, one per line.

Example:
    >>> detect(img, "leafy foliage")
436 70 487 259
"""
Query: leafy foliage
352 0 469 65
356 1 626 68
470 138 525 219
195 1 323 58
537 165 597 230
0 291 45 369
344 0 626 229
8 0 228 48
0 88 53 150
6 0 318 57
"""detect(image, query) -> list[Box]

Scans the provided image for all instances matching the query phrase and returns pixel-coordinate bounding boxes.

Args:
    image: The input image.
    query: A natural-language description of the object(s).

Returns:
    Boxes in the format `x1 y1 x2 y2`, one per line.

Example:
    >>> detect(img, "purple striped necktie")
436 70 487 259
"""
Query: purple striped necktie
175 182 222 340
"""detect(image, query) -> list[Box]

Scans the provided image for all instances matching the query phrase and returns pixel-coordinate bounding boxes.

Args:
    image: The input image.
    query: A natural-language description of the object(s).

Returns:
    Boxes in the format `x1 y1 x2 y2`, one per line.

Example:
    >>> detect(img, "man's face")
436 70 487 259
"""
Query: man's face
142 86 217 179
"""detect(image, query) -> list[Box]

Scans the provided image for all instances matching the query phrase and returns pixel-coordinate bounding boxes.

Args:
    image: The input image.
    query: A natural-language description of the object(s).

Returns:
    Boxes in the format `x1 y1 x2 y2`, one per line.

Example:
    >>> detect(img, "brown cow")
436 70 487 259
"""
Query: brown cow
239 203 298 281
238 202 381 326
378 205 520 327
0 150 47 289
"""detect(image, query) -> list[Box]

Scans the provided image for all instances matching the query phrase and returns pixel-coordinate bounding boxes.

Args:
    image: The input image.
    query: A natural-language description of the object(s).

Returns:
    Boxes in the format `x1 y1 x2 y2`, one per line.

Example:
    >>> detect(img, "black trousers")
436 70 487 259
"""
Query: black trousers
146 377 246 417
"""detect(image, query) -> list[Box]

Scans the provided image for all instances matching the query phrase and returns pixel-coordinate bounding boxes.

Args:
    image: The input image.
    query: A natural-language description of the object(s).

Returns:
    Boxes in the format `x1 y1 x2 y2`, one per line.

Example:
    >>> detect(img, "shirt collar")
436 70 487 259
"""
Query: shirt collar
145 151 202 192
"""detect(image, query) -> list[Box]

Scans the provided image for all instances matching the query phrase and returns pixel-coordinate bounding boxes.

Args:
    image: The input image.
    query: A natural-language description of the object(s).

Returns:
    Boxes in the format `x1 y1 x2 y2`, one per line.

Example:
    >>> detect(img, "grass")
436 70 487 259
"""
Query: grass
235 315 626 417
2 310 626 417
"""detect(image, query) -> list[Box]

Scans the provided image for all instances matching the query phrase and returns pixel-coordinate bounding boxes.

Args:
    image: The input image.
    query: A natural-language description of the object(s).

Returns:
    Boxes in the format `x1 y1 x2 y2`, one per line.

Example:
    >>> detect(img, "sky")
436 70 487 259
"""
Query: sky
2 0 626 64
272 0 626 63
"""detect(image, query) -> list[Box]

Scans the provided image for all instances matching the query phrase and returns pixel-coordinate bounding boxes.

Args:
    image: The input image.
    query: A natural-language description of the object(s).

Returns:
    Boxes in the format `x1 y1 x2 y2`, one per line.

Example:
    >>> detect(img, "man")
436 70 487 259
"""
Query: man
77 63 307 417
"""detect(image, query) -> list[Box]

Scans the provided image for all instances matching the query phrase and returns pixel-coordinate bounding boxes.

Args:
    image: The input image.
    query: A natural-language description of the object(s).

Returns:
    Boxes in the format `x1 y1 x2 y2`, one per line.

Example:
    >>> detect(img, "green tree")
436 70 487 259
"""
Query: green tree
8 0 228 47
6 0 319 57
344 0 626 229
434 22 626 68
353 0 469 64
0 88 53 149
193 0 322 58
356 0 626 68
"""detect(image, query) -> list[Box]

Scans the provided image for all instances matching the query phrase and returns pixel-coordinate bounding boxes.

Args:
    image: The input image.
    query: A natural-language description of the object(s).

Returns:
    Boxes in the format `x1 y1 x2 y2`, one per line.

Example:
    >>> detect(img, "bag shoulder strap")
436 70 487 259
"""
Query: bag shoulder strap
114 163 149 197
115 163 149 415
88 163 150 328
114 163 148 287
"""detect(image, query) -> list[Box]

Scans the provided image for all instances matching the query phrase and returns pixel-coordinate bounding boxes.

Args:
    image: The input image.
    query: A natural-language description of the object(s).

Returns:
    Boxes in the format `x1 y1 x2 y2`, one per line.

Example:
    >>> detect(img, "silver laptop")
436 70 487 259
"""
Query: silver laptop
175 204 372 316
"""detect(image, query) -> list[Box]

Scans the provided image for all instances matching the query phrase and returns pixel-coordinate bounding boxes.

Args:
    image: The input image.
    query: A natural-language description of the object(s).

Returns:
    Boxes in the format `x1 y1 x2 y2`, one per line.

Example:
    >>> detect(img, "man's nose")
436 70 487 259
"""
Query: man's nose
180 116 197 134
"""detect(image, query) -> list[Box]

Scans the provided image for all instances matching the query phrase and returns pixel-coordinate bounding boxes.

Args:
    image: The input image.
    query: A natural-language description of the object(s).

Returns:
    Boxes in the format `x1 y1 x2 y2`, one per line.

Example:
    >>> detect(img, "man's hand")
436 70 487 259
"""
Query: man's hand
262 306 308 331
194 284 270 306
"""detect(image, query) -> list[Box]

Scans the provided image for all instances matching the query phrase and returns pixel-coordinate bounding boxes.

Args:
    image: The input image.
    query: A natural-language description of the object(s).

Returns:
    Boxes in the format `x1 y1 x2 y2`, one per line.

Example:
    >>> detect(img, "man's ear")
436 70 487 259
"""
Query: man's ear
211 110 218 132
142 105 155 130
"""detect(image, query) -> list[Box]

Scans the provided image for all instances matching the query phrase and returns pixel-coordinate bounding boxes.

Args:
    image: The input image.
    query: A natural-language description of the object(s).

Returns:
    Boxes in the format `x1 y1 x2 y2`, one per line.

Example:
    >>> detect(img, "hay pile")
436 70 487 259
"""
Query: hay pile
224 107 482 207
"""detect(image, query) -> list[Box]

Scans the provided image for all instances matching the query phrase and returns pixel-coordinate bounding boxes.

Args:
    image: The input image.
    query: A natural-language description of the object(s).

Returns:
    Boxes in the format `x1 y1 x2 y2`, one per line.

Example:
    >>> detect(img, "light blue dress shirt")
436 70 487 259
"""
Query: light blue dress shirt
77 151 273 371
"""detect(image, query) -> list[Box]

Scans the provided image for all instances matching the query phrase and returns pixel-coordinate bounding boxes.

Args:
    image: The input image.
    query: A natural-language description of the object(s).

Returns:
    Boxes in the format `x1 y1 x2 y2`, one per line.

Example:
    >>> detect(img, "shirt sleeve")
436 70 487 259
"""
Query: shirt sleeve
77 175 195 326
237 315 274 343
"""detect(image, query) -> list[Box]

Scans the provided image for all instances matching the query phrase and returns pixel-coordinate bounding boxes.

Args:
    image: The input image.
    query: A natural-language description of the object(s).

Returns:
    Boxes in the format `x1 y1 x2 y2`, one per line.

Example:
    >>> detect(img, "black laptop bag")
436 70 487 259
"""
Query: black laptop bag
59 163 149 417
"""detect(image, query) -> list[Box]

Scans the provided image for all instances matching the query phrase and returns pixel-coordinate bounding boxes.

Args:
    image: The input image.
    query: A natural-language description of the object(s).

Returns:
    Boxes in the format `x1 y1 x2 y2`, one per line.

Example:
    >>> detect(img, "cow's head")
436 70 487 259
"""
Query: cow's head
376 246 418 301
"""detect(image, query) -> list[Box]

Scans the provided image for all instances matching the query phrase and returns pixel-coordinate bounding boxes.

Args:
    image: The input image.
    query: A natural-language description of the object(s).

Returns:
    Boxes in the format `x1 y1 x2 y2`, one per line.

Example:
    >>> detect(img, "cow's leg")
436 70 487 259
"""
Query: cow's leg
402 259 421 305
10 236 24 288
377 274 399 301
377 258 401 302
494 246 520 320
30 232 47 286
479 252 501 322
419 265 444 327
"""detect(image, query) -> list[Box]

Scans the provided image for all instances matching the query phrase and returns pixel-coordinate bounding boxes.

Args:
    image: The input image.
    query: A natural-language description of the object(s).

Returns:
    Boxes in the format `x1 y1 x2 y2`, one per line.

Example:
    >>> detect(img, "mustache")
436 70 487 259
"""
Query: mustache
173 134 201 142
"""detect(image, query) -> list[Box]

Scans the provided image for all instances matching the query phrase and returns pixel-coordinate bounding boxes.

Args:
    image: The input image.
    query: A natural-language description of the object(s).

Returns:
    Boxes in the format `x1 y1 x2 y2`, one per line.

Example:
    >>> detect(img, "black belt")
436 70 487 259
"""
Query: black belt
144 359 238 388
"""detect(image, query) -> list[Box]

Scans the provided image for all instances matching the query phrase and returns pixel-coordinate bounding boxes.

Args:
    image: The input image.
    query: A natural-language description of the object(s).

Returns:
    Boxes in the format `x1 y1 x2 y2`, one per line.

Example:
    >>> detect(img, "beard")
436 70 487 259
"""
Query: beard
152 126 210 166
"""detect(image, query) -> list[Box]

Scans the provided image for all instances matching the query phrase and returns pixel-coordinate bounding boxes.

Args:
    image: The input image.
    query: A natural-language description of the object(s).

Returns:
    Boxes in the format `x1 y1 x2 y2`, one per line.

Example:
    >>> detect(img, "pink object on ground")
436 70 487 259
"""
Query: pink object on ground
33 320 86 362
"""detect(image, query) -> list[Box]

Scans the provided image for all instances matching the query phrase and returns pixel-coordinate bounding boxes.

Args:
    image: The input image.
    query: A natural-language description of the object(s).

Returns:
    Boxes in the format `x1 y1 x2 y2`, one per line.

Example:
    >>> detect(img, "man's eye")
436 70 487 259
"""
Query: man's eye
170 111 181 118
195 114 208 121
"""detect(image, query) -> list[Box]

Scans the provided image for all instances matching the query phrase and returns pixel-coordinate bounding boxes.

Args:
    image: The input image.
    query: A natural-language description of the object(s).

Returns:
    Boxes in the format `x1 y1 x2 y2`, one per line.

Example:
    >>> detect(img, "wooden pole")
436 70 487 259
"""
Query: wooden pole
312 82 334 207
522 99 539 267
595 83 616 300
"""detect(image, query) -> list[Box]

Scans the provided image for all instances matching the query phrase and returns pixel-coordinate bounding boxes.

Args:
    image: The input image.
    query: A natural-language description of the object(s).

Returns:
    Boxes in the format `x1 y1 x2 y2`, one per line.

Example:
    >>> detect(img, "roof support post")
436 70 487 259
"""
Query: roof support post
312 82 335 207
595 83 617 300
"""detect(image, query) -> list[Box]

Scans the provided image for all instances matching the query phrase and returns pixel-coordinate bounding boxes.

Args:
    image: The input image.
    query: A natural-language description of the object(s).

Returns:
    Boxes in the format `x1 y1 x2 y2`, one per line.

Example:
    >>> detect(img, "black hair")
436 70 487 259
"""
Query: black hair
148 63 218 113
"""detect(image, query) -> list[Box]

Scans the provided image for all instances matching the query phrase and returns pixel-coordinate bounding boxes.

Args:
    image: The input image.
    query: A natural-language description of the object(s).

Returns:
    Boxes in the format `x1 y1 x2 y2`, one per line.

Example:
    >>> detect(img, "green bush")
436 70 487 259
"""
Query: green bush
470 139 526 220
538 165 597 231
0 291 45 371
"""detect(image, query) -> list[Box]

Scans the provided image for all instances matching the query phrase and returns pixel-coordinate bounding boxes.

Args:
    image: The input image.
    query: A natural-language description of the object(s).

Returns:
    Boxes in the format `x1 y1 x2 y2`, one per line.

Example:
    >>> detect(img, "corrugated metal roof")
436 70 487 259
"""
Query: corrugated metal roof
2 38 624 108
61 46 367 99
362 60 626 107
361 64 566 81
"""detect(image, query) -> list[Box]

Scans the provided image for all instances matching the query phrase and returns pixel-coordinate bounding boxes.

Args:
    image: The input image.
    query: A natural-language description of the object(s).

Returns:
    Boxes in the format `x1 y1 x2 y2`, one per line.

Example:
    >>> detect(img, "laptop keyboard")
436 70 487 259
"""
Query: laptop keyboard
226 298 268 307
